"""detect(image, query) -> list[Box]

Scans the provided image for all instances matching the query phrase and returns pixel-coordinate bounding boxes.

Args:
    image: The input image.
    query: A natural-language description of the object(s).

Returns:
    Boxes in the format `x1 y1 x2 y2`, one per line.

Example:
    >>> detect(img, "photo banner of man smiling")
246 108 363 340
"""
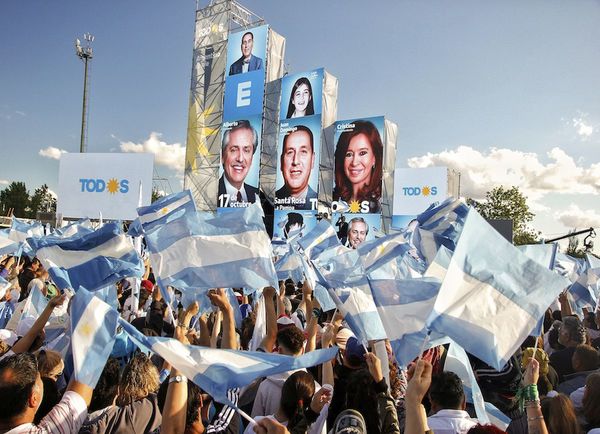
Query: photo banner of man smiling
218 25 269 210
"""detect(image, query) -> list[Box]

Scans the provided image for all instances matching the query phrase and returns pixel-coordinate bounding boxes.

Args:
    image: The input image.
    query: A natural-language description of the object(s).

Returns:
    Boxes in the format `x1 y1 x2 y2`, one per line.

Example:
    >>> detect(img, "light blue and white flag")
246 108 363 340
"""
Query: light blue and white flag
444 340 511 430
119 317 338 405
54 218 94 238
274 248 305 283
143 202 277 292
27 222 144 291
568 253 600 310
0 236 18 256
9 217 45 243
0 276 12 301
413 198 469 265
517 243 558 270
553 252 585 283
70 287 119 387
135 190 197 235
426 209 570 370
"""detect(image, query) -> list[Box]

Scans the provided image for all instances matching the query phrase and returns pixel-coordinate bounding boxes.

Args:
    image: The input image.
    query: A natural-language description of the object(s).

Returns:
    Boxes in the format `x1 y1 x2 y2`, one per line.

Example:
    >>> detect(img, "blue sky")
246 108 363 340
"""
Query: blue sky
1 0 599 245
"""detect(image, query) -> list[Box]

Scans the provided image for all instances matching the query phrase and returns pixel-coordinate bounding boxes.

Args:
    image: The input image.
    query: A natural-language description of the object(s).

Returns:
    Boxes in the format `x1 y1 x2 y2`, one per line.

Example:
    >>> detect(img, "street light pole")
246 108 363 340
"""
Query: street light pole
75 33 94 153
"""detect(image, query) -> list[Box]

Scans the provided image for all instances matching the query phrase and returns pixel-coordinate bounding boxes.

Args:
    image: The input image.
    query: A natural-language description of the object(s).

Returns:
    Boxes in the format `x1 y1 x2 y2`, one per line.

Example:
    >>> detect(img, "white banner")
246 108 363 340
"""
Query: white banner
57 153 153 220
392 167 448 229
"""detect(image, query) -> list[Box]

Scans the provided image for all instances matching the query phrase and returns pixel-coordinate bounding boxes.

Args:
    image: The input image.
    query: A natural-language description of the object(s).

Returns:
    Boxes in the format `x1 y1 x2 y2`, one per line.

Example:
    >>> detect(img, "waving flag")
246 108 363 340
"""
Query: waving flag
0 235 18 256
119 317 338 405
136 190 197 235
426 209 570 370
274 247 304 283
144 202 277 291
54 218 94 238
444 340 510 430
413 198 469 264
27 222 144 291
9 217 45 243
517 243 558 270
71 287 119 387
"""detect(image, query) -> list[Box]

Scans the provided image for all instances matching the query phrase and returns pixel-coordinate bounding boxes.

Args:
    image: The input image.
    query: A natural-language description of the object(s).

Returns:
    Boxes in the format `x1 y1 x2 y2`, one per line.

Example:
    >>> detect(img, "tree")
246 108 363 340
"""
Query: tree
467 186 540 245
0 181 30 217
29 184 56 218
151 188 165 203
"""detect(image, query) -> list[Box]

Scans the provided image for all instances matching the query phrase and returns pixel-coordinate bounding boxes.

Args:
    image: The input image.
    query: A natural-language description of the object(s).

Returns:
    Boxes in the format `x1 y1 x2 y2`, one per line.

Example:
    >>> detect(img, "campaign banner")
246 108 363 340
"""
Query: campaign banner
279 68 323 120
391 167 448 230
332 212 381 250
57 153 153 220
272 209 318 242
217 116 263 209
223 70 266 120
332 116 385 215
274 117 321 211
225 25 268 78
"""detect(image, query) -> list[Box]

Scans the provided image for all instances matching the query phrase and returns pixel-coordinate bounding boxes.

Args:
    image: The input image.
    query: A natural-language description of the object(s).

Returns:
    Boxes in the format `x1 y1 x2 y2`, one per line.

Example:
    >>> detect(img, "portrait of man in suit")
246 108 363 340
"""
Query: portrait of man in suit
218 120 260 205
229 31 264 76
347 217 368 249
275 125 318 210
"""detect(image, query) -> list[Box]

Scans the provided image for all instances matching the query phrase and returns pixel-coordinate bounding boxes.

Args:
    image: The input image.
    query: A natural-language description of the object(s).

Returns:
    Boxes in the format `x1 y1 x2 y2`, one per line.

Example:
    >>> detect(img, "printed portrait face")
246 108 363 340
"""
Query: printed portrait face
343 133 376 189
348 218 368 249
241 32 253 58
222 127 254 189
292 83 311 115
281 129 315 196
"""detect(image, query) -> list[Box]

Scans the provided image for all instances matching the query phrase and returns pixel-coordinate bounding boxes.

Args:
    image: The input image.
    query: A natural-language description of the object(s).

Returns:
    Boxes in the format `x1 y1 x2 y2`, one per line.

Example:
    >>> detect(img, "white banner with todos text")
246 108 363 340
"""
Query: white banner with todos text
57 153 153 220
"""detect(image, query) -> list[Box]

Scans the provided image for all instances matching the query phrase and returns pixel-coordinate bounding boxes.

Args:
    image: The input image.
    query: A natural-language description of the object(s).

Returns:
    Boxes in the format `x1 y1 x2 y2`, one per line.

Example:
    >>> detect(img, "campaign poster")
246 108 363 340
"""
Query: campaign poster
225 25 268 77
57 153 153 221
217 115 263 209
332 212 381 250
332 116 385 215
279 68 323 120
223 70 266 120
391 167 447 230
272 209 318 241
274 117 321 211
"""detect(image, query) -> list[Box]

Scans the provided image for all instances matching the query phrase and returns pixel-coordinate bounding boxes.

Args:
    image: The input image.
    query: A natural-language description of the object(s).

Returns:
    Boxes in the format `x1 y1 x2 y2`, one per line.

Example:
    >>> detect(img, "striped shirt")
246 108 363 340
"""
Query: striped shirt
5 391 88 434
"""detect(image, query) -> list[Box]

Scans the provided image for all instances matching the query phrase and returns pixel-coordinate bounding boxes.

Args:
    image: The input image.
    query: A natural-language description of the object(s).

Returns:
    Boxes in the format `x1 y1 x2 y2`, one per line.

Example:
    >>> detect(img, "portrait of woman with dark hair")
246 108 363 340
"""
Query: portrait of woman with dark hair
333 120 384 213
286 77 314 119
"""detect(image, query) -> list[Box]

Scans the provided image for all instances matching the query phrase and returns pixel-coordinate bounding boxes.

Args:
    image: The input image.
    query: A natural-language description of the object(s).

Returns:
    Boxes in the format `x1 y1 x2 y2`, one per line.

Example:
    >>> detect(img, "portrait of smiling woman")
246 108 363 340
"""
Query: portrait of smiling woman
333 120 384 213
286 77 314 119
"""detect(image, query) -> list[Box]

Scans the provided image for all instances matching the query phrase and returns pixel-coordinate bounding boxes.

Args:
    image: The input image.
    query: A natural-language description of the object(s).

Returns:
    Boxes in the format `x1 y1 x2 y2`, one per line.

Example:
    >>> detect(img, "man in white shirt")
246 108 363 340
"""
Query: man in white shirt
0 352 93 433
426 371 478 434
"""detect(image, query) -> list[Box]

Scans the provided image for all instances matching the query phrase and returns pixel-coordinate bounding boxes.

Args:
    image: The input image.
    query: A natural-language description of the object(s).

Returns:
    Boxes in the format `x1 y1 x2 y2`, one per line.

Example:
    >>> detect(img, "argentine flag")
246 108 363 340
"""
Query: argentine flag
71 287 119 387
119 317 338 406
54 218 94 238
136 190 197 235
9 217 45 243
27 222 144 291
426 209 570 370
143 202 277 291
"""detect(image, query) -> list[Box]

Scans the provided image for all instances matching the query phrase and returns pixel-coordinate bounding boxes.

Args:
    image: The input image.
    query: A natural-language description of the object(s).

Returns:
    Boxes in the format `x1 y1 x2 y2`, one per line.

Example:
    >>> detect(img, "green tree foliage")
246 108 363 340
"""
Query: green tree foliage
467 186 540 245
0 181 30 217
151 188 165 203
29 184 57 218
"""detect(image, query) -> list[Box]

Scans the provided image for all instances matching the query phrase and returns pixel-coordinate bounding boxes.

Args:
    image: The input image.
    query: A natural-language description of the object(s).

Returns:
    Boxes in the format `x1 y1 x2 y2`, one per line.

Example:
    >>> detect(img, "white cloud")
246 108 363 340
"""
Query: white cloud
572 117 594 138
15 110 25 117
39 146 68 160
119 132 185 173
0 179 9 186
407 146 600 202
555 204 600 229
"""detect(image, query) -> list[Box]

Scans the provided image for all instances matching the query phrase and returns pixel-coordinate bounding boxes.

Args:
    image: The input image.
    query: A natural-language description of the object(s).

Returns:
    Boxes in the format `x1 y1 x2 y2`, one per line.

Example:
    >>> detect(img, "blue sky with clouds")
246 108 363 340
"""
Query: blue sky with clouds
1 0 599 243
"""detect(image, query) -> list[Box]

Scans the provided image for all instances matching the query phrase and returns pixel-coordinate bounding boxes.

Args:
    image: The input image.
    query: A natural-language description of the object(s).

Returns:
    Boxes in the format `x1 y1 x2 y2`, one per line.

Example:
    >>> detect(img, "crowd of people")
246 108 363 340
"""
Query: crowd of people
0 252 599 434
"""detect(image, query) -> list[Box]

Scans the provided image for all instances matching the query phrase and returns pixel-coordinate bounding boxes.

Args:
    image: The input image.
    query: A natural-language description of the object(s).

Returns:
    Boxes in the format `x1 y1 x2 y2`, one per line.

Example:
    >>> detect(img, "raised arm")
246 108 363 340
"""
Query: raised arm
259 286 277 353
11 292 66 354
208 288 236 350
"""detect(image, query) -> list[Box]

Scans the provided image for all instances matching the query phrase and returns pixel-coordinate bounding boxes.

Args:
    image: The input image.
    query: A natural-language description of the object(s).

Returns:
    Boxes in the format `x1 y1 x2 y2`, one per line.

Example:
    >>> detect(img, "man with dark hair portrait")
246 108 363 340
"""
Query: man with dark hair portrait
229 31 263 75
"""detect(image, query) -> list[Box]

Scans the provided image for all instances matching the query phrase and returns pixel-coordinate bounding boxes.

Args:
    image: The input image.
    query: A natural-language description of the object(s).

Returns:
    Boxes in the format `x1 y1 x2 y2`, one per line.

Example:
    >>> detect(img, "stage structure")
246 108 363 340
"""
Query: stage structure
183 0 285 211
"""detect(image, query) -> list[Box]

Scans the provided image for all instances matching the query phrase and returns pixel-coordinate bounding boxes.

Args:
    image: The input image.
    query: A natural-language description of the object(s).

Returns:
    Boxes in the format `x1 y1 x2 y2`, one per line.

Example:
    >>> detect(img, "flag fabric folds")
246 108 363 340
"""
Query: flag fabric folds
53 219 94 238
9 217 45 243
136 190 197 235
143 202 277 291
426 209 570 370
119 317 338 405
444 340 511 430
70 287 119 387
0 236 18 256
27 222 144 291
